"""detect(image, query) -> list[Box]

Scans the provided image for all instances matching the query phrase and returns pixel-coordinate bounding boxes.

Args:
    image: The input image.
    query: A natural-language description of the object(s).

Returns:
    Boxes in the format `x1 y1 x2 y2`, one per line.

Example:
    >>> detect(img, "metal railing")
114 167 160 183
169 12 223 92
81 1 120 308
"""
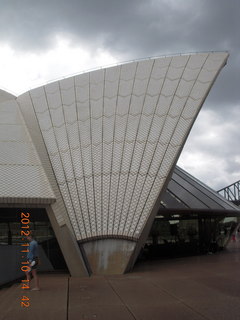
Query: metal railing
218 180 240 205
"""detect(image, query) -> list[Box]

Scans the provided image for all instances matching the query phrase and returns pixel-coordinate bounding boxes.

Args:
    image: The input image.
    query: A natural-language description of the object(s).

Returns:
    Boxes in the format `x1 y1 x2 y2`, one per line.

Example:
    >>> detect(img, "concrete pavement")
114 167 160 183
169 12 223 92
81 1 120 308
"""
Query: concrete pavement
0 241 239 320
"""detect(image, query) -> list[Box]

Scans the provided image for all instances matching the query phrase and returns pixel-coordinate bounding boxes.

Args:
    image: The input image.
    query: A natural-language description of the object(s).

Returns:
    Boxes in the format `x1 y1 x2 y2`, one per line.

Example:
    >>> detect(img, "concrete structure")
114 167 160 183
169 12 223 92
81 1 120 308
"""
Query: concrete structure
0 52 229 275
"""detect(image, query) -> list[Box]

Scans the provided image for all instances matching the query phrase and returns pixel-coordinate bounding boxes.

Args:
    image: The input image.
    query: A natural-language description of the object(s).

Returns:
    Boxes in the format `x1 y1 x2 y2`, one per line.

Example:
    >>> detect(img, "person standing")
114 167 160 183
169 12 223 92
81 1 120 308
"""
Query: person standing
25 232 40 291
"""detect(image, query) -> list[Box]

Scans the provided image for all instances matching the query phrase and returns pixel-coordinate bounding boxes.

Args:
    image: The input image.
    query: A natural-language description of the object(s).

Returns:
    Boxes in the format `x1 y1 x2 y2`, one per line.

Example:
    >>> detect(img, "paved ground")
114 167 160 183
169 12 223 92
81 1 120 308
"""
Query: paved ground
0 241 240 320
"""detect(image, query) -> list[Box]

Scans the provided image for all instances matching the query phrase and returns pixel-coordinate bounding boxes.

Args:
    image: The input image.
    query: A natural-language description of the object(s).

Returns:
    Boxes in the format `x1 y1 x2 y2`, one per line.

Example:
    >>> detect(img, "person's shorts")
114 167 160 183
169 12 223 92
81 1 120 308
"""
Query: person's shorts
30 257 39 270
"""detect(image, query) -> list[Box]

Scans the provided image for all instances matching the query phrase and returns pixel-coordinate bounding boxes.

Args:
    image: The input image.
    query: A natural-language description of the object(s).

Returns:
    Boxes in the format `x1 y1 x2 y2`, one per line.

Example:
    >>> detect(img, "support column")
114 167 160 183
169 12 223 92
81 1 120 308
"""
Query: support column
46 206 89 277
82 239 136 275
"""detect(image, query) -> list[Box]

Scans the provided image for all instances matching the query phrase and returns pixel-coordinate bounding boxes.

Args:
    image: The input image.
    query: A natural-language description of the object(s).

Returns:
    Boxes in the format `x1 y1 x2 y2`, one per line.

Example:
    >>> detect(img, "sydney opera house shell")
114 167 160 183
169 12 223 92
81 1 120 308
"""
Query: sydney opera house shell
0 52 232 276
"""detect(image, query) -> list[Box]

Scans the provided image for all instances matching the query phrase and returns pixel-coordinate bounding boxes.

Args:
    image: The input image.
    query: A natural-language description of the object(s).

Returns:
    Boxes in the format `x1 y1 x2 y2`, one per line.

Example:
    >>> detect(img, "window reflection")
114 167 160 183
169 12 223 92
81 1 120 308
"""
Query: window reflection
0 208 67 270
144 213 238 259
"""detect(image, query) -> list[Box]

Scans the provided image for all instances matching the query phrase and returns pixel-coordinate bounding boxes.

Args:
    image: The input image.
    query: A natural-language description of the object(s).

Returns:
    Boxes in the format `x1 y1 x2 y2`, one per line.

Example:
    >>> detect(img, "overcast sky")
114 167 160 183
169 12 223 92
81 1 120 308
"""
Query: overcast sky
0 0 239 191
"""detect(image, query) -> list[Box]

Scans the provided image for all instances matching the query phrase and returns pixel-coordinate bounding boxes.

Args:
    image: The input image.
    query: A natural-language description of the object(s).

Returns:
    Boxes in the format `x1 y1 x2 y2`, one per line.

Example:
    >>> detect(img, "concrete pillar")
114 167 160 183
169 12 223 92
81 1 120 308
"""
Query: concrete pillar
46 206 89 277
82 239 136 275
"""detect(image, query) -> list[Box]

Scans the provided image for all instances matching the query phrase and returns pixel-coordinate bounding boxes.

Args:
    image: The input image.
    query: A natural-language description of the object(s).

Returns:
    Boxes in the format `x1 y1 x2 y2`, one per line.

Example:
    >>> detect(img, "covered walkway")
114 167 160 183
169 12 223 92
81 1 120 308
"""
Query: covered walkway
1 241 240 320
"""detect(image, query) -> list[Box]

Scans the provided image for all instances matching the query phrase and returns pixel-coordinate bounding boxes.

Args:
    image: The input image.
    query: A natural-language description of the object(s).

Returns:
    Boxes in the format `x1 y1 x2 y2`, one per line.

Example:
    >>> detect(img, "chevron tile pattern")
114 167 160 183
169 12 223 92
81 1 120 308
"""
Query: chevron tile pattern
0 97 55 204
17 52 228 241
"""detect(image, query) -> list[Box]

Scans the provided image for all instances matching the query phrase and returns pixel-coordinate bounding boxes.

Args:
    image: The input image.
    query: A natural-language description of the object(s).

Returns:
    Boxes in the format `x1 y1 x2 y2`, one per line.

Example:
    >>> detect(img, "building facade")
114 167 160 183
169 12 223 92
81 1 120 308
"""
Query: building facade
0 52 230 276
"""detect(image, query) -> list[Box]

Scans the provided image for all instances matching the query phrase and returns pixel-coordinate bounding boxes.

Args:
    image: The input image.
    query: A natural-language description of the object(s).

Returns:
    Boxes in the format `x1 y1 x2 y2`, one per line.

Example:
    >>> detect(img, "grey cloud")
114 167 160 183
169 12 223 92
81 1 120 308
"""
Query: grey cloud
1 0 239 108
1 1 238 54
1 0 239 189
180 105 240 189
